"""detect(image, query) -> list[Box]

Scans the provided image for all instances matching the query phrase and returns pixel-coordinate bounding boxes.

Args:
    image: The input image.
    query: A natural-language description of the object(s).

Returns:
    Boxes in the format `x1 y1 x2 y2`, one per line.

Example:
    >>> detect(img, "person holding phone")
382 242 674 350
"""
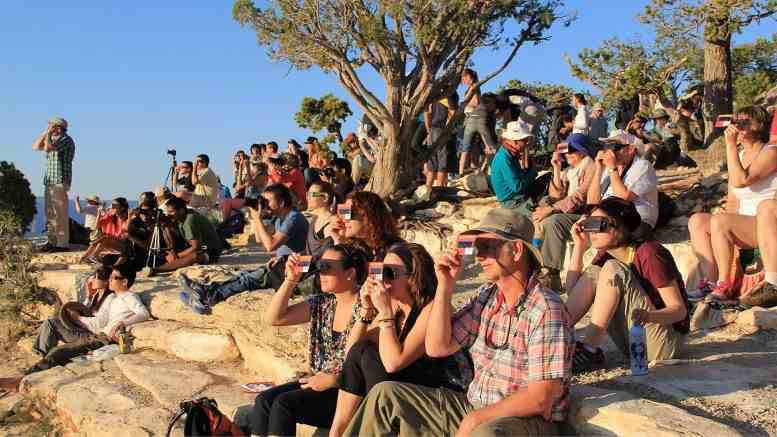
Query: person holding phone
532 133 596 290
328 243 468 437
565 198 690 373
344 208 573 437
244 241 372 436
687 106 777 302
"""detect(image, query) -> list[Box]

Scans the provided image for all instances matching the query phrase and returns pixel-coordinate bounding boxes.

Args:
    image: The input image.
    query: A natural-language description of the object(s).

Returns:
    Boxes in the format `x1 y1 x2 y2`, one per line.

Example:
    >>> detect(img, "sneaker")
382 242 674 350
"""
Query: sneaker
572 341 606 373
179 291 209 315
706 281 737 304
687 279 714 302
740 281 777 308
178 274 207 298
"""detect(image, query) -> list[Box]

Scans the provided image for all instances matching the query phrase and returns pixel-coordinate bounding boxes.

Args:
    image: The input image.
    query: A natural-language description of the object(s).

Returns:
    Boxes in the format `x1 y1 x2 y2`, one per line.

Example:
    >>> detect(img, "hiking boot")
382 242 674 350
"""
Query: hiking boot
687 278 714 302
572 341 606 374
179 291 209 315
740 281 777 308
705 281 737 305
675 154 697 168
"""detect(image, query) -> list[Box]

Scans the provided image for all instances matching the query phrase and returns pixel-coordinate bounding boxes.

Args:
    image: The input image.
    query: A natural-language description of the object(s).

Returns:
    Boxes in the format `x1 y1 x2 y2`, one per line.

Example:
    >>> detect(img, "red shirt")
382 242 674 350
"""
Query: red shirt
592 241 691 334
270 168 307 209
96 211 127 238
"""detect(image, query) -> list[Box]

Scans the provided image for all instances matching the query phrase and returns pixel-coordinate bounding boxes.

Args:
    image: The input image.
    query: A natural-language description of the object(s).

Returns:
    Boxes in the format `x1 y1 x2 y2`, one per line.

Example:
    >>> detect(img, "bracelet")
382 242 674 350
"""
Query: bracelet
379 319 395 330
376 318 394 324
360 316 375 324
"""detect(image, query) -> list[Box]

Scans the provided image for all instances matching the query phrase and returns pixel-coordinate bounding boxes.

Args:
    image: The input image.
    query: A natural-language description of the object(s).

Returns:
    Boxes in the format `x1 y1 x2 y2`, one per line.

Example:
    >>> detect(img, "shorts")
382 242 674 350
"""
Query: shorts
428 128 458 173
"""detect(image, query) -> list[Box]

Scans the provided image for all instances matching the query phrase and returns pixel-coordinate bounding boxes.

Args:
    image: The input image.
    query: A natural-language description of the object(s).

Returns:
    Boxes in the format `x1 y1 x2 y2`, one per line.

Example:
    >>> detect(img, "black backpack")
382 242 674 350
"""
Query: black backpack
166 398 245 437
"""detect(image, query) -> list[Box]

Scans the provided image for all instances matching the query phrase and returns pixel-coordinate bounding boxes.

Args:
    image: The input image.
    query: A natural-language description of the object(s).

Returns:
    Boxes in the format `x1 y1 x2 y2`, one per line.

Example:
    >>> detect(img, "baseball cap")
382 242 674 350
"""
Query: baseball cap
599 129 638 148
49 117 68 129
566 133 593 157
586 197 642 233
86 195 101 204
462 208 543 265
501 120 534 141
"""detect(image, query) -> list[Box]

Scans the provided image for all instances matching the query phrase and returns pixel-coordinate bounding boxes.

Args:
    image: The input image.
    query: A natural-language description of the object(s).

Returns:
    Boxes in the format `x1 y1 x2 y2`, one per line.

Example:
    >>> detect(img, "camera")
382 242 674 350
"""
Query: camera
580 217 610 233
244 196 269 211
322 167 336 179
268 156 285 167
167 149 177 157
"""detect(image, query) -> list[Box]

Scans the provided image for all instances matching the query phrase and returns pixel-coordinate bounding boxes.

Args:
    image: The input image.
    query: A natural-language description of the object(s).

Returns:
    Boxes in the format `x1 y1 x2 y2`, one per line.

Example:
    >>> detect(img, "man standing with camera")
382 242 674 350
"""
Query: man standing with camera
33 117 75 252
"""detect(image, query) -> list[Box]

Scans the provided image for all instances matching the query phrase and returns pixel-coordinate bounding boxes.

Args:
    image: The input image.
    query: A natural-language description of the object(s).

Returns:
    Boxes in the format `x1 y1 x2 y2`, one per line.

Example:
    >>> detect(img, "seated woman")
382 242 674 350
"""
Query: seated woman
688 106 777 301
219 158 269 221
269 153 307 210
565 198 690 372
246 241 372 436
79 197 130 264
330 191 404 260
328 243 465 437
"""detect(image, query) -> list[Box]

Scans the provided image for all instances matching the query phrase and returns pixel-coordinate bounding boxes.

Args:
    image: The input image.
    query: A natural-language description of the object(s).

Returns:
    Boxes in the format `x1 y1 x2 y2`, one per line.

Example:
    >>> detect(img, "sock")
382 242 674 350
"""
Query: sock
765 272 777 287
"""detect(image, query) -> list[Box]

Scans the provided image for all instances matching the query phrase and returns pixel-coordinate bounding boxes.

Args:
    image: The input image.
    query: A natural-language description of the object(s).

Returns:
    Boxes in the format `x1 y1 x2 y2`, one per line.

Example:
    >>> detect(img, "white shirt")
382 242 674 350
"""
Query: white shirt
600 156 659 227
572 105 589 134
80 291 149 336
733 144 777 216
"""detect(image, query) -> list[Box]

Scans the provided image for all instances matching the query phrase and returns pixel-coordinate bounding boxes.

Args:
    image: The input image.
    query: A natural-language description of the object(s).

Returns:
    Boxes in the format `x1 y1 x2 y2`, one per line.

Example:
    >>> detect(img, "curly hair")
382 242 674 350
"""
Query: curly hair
736 105 771 143
389 243 437 309
347 191 400 256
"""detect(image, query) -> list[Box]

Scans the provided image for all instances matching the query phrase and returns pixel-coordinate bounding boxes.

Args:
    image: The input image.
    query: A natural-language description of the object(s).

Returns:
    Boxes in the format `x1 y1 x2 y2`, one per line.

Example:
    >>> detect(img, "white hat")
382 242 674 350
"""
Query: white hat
502 121 534 141
598 129 638 146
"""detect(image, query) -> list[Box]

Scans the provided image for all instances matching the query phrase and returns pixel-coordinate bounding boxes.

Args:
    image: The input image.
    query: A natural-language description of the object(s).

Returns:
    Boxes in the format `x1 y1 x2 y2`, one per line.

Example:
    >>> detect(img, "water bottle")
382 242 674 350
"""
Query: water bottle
118 326 132 354
532 222 543 249
629 324 648 376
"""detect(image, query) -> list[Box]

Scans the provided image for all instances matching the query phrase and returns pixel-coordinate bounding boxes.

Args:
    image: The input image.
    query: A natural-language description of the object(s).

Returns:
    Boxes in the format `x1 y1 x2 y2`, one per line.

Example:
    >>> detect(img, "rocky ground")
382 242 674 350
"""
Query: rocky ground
2 166 777 436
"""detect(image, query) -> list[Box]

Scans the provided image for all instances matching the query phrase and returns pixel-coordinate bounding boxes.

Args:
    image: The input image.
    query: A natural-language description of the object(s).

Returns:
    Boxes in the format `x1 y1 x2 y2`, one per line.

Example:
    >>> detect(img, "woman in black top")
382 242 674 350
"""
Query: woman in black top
328 243 465 437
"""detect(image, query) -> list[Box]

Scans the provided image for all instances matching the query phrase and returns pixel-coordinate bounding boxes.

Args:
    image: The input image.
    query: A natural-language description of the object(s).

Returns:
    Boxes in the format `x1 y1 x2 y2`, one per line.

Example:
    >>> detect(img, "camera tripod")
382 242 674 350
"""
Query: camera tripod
145 210 168 269
164 151 178 192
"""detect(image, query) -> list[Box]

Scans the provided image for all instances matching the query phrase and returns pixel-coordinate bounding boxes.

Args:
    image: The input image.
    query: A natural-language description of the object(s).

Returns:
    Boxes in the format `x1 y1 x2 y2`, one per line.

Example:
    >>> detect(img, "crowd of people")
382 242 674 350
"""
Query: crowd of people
5 71 777 436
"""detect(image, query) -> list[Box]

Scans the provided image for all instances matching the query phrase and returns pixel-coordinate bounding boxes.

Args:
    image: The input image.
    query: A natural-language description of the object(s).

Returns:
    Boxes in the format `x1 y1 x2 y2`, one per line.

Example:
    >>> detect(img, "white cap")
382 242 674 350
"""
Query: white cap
502 121 534 141
599 129 638 146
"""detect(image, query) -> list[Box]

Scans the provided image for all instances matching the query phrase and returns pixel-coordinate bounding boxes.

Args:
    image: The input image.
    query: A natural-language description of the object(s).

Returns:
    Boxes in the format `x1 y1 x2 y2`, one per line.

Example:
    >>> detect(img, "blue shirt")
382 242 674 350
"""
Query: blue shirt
273 209 309 256
489 147 537 203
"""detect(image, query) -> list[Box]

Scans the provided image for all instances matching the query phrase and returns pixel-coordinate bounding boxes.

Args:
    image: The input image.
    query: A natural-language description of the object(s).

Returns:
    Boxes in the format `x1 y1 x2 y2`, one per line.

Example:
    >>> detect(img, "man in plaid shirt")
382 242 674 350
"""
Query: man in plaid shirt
344 208 574 437
33 117 75 251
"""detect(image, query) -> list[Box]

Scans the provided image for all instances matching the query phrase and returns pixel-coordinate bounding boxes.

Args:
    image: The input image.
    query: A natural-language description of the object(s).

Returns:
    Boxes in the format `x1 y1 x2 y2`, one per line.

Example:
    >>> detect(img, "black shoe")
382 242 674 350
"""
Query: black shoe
178 274 207 299
572 341 606 373
675 154 697 168
740 281 777 309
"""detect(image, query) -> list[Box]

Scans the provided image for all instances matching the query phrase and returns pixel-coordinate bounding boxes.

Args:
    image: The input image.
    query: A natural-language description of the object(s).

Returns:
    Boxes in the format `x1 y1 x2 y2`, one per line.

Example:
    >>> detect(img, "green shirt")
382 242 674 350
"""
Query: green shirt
178 210 223 253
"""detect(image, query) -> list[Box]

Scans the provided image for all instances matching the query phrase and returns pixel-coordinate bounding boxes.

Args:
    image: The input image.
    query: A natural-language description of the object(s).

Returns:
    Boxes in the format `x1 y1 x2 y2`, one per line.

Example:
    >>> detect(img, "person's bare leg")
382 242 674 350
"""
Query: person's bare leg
582 262 622 348
688 213 716 281
424 163 434 189
329 390 365 437
757 200 777 273
434 172 447 188
79 240 101 263
710 213 757 283
458 152 470 176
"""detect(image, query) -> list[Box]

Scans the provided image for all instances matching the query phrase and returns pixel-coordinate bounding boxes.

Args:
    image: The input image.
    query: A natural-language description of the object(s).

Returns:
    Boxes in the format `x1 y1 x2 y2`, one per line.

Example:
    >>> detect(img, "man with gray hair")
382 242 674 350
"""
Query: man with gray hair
33 117 75 252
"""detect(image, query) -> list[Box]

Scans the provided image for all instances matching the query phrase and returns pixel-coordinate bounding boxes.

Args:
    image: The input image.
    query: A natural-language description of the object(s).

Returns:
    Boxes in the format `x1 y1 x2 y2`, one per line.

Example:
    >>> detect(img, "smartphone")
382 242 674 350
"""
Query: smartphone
337 203 352 220
368 262 384 281
241 382 274 393
297 255 312 273
580 217 610 233
457 235 477 256
715 114 733 128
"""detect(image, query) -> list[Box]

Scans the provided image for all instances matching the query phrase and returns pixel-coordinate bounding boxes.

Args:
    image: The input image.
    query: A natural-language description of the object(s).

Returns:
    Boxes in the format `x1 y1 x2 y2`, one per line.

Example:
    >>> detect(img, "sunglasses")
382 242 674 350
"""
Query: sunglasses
381 264 407 282
473 237 511 259
318 259 344 275
307 192 328 198
110 273 126 281
733 119 751 129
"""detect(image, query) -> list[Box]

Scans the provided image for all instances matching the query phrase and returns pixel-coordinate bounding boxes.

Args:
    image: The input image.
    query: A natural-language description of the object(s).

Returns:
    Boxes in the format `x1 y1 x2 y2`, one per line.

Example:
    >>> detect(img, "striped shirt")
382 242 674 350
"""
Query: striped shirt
44 134 75 186
452 281 574 422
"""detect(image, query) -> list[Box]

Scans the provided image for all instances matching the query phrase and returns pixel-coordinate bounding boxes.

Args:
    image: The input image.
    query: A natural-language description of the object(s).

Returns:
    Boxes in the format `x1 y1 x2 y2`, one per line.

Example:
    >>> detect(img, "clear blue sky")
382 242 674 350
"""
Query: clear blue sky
2 1 772 199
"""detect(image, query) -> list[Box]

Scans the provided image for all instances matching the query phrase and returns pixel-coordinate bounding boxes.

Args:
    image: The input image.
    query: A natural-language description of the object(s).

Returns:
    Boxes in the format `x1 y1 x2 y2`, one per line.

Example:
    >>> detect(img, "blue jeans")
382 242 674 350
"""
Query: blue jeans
461 114 497 153
207 266 269 305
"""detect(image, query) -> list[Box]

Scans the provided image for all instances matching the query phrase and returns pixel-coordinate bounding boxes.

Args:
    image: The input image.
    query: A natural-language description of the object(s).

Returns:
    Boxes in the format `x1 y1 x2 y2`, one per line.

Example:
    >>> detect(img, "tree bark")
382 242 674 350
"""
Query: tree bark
365 122 417 198
702 31 733 147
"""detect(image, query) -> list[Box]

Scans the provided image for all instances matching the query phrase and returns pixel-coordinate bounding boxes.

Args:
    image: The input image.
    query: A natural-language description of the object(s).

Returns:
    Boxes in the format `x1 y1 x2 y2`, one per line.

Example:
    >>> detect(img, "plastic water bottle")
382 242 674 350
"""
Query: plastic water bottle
629 324 648 376
532 222 543 249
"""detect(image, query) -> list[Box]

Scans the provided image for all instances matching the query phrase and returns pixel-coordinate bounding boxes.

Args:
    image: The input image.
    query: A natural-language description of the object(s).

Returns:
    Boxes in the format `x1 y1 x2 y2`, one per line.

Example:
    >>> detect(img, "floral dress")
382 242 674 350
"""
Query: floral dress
306 293 361 374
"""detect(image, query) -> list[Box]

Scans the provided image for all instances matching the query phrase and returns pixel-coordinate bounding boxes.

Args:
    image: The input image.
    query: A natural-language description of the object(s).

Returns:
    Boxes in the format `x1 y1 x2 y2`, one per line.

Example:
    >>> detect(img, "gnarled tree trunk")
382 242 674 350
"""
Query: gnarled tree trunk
365 121 417 198
702 22 733 147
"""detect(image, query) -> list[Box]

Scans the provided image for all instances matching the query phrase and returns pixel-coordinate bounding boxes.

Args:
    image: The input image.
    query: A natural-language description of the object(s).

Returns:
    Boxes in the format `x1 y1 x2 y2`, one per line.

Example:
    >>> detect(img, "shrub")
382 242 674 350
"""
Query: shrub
0 161 37 234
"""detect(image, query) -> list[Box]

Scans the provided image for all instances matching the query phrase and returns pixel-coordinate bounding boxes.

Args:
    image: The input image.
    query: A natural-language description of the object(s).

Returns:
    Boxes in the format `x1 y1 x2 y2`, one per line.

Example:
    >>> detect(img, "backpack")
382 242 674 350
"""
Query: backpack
217 212 246 240
166 398 245 437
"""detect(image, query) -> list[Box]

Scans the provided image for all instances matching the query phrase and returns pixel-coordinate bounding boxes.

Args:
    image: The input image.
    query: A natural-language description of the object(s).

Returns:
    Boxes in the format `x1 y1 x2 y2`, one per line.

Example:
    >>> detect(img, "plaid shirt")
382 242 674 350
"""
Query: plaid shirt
43 134 75 186
452 281 574 422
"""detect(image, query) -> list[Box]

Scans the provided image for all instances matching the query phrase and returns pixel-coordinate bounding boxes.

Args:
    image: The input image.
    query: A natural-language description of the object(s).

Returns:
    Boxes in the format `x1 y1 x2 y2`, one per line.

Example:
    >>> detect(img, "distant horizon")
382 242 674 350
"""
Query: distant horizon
3 2 773 200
